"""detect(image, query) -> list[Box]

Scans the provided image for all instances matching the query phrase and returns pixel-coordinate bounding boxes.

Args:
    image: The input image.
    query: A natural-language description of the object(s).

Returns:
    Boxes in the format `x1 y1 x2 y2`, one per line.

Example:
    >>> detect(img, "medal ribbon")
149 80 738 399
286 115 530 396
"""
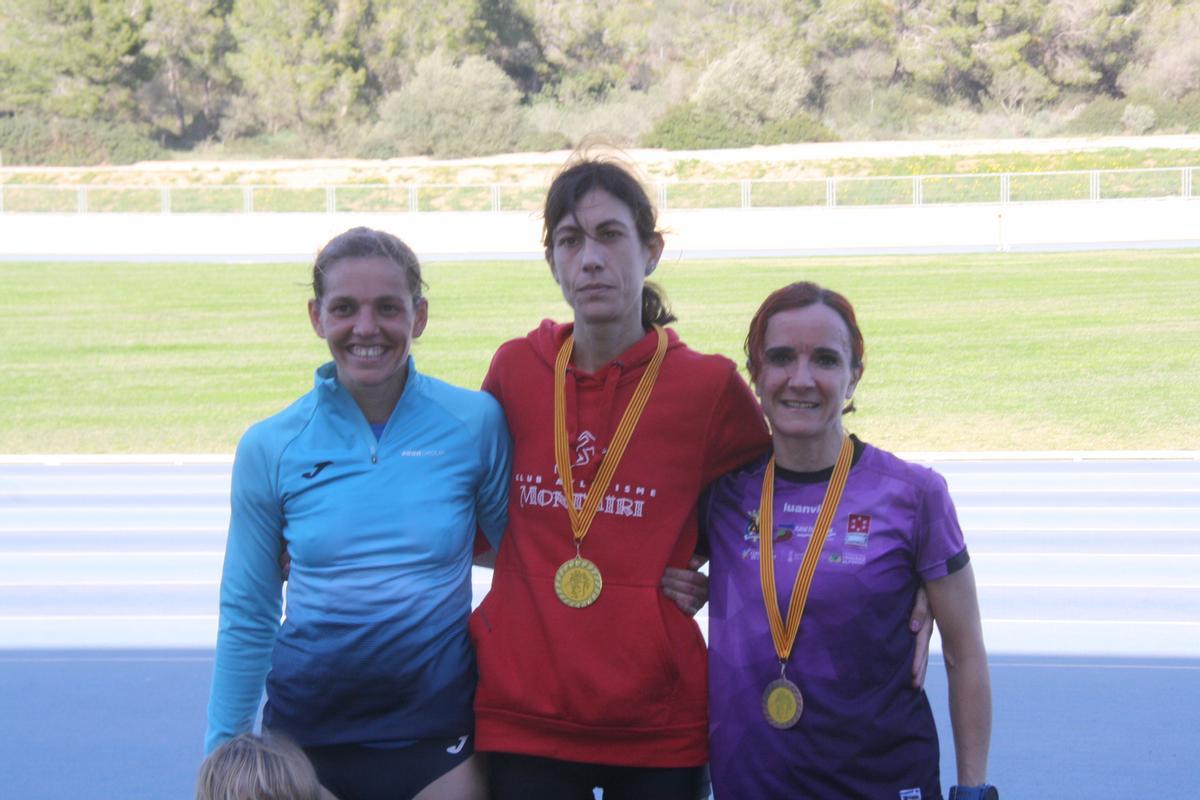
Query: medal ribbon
553 325 668 549
759 436 854 664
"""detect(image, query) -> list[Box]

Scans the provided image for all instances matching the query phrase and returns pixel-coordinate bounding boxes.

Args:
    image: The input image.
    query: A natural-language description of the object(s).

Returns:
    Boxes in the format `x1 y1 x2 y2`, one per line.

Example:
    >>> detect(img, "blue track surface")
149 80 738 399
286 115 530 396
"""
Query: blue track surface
1 456 1198 797
2 650 1197 798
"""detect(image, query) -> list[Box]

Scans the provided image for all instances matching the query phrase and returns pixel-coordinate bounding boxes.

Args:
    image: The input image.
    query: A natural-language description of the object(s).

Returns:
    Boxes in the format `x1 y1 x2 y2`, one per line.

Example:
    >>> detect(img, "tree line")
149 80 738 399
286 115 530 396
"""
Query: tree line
1 0 1198 164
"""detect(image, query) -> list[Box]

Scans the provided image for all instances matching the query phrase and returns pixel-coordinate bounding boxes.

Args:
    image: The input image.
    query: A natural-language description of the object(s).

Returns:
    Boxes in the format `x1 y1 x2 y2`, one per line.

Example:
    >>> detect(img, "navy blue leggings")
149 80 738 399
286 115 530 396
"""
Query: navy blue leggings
303 735 473 800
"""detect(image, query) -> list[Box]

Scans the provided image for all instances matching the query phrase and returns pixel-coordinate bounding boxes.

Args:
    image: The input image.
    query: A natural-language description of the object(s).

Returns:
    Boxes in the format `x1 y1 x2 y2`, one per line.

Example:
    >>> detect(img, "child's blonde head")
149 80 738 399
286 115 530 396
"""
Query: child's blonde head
196 732 321 800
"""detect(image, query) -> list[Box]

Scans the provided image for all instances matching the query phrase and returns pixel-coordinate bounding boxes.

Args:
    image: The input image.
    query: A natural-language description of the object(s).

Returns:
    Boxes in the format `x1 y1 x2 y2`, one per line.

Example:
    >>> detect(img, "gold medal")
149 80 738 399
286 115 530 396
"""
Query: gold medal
762 677 803 729
552 327 667 608
554 556 603 608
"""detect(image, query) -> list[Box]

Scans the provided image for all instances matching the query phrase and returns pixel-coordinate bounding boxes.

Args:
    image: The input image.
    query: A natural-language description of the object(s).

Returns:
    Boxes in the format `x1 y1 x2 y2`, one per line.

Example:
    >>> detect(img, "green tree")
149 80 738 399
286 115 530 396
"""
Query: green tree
1038 0 1140 94
819 47 910 134
521 0 806 101
691 38 813 129
224 0 367 134
975 0 1069 111
0 0 154 122
142 0 235 140
356 0 478 96
467 0 549 93
1119 0 1200 100
889 0 1102 111
976 31 1058 112
664 0 810 67
368 51 529 157
894 0 988 104
525 0 631 99
805 0 898 55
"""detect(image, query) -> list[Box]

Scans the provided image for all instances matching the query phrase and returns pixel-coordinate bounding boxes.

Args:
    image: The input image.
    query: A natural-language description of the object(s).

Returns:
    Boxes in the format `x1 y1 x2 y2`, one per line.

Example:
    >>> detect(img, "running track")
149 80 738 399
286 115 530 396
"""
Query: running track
1 454 1198 798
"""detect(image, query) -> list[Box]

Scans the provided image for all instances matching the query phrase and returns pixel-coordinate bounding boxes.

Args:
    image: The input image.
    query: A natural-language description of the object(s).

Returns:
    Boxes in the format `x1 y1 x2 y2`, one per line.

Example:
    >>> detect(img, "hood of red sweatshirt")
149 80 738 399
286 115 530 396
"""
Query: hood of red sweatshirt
528 318 686 384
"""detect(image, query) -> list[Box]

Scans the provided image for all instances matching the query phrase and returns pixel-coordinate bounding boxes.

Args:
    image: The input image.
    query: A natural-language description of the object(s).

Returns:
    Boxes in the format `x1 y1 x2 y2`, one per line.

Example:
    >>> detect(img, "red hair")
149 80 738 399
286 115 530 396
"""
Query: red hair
744 282 865 411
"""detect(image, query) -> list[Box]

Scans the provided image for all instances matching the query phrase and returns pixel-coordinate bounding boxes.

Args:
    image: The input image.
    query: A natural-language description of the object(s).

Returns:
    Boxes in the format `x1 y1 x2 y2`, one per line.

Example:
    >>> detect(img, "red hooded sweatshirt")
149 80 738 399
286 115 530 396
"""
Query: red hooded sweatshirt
471 320 770 767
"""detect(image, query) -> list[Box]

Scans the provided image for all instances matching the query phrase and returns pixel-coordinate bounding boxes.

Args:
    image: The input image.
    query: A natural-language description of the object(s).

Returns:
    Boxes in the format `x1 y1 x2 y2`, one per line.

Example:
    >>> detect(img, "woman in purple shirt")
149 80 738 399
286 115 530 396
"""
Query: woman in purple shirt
703 282 994 800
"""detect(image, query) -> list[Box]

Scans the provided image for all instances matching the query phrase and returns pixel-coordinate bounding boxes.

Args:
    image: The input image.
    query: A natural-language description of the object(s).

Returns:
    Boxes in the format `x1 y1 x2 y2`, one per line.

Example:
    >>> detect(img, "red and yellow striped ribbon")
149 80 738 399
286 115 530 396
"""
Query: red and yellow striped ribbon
758 436 854 664
553 326 668 547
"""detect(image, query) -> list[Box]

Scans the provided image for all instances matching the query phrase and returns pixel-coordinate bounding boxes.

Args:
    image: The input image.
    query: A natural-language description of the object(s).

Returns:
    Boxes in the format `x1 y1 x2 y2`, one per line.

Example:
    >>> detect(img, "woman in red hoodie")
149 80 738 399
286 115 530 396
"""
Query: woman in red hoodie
469 155 771 797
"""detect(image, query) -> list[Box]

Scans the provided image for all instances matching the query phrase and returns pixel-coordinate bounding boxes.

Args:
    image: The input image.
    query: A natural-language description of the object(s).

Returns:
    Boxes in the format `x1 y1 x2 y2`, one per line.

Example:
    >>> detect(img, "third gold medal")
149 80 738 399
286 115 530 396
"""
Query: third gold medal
758 436 854 728
553 326 668 608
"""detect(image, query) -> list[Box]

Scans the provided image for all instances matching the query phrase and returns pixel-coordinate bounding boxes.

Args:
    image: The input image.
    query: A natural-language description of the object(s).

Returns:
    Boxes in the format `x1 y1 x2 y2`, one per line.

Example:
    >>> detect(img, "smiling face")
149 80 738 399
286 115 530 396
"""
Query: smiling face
754 303 863 458
547 188 663 338
308 255 428 411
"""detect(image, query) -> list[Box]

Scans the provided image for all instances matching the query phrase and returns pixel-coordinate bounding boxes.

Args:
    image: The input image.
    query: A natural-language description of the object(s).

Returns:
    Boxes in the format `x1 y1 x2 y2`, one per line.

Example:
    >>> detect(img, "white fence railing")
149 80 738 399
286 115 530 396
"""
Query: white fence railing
0 166 1195 215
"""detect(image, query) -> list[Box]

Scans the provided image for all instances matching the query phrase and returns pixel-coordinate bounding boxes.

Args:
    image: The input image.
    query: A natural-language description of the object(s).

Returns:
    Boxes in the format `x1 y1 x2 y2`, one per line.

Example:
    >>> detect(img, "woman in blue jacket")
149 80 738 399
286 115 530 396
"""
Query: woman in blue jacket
205 227 511 800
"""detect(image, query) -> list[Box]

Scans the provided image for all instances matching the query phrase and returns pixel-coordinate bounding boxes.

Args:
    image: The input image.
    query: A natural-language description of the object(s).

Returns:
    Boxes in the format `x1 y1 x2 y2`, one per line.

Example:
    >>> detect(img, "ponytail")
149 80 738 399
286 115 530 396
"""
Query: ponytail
641 282 677 328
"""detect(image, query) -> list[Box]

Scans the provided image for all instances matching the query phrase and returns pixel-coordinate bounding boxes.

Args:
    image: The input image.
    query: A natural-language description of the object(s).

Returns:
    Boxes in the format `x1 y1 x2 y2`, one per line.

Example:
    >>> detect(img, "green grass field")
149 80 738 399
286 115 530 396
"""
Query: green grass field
2 250 1196 453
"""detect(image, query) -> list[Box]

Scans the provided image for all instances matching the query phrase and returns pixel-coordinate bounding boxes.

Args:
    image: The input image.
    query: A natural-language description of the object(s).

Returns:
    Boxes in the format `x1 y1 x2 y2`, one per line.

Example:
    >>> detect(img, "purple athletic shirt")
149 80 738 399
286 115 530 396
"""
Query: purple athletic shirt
703 439 968 800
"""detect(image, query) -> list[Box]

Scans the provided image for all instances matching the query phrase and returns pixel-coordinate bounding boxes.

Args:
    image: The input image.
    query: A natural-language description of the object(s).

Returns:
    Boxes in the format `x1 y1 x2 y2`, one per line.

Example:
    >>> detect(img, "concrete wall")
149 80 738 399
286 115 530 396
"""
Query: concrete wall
1 196 1196 261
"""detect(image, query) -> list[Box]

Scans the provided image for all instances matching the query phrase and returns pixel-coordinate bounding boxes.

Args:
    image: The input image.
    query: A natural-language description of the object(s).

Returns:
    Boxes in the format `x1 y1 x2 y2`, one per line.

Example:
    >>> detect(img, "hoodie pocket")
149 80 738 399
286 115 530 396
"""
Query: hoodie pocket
471 574 686 728
558 584 682 727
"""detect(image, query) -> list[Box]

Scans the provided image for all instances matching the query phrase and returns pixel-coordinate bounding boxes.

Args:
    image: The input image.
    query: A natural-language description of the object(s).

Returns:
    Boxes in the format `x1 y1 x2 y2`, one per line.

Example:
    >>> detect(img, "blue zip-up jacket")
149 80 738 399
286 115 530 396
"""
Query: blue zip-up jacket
205 359 511 753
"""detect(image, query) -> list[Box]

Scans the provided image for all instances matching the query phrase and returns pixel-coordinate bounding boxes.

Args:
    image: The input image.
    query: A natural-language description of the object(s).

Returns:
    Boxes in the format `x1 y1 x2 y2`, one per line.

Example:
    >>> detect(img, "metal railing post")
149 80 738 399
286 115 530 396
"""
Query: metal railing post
741 180 751 209
243 186 253 213
408 186 419 213
1184 167 1193 199
326 187 336 213
491 184 501 212
1090 171 1100 201
656 182 668 211
913 176 922 206
826 178 836 207
1000 174 1011 204
78 186 87 213
161 187 170 213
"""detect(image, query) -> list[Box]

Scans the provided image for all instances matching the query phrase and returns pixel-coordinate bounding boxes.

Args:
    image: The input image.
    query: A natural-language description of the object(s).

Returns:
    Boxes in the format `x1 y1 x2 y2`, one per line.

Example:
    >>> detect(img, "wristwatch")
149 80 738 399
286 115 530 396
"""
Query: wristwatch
948 785 998 800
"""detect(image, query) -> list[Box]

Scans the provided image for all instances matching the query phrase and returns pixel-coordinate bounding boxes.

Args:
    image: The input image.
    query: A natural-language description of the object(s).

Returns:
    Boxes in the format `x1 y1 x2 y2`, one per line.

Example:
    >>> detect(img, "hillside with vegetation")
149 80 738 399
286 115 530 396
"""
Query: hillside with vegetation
2 0 1200 166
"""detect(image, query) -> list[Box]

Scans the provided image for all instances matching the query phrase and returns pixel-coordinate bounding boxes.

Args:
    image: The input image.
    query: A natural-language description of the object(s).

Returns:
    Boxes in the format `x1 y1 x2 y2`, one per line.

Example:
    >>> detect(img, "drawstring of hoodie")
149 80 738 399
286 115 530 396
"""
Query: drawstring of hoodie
554 322 668 485
562 359 625 484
